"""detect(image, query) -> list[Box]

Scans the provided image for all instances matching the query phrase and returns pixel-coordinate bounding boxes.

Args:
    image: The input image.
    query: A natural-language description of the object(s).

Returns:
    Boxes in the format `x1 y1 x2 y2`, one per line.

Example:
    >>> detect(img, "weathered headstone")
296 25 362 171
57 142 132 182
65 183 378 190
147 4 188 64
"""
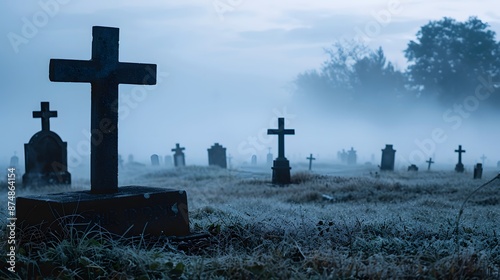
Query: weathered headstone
267 117 295 184
347 147 357 165
307 153 315 171
454 145 466 173
207 143 227 168
118 154 124 168
266 147 273 165
380 144 396 171
407 164 418 172
150 154 160 166
426 157 434 171
473 163 483 179
337 149 347 164
128 154 135 164
22 102 71 186
17 26 189 240
171 143 186 167
164 155 173 167
251 155 257 165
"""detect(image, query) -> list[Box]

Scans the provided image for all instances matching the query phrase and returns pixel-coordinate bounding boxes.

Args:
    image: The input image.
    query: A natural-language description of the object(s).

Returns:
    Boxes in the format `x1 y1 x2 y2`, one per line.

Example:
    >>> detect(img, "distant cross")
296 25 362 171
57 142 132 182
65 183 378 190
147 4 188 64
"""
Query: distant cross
49 26 157 194
307 154 316 171
171 143 185 154
455 145 466 164
33 101 57 131
480 154 487 165
426 157 434 171
267 118 295 159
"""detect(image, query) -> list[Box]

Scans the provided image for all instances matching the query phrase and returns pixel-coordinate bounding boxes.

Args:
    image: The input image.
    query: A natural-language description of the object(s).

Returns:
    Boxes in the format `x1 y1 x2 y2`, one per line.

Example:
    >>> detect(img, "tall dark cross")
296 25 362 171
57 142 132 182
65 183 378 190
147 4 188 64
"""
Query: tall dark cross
426 157 434 171
33 102 57 131
49 26 157 194
307 154 316 171
481 154 487 165
454 145 466 172
171 143 185 154
267 118 295 159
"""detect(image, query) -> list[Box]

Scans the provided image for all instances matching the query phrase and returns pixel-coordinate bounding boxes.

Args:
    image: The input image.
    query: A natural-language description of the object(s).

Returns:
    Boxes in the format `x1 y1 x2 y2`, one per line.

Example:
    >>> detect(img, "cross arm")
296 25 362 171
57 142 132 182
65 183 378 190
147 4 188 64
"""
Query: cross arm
117 63 157 85
49 59 97 83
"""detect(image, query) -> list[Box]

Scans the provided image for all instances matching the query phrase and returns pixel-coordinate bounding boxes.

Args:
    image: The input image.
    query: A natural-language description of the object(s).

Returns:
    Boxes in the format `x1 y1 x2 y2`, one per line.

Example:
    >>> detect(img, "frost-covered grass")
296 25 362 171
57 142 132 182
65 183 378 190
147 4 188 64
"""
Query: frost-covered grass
1 166 499 279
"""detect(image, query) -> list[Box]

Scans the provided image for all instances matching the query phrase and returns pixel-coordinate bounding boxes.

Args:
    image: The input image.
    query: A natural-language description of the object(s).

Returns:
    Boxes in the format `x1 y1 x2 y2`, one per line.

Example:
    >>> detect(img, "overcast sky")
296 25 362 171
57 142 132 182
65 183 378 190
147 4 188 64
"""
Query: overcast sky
2 1 500 176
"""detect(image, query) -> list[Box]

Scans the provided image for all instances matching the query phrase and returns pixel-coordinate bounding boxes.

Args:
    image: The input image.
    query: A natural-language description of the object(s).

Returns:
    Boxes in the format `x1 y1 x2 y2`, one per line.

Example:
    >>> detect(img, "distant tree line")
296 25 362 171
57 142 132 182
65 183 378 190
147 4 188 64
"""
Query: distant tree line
294 16 500 110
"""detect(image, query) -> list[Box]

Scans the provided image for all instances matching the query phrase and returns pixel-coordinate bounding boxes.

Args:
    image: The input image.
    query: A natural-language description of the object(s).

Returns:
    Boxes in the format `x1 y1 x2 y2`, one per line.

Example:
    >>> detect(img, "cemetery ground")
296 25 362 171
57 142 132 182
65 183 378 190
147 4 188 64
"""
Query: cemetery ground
1 164 500 279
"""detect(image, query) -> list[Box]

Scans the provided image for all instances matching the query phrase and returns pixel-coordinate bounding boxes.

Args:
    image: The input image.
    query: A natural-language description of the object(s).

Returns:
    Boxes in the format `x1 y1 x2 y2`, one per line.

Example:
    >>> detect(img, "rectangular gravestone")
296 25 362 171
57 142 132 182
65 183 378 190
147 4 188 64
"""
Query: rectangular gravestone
473 163 482 179
380 144 396 171
207 143 227 168
17 26 190 241
347 147 357 165
151 154 160 166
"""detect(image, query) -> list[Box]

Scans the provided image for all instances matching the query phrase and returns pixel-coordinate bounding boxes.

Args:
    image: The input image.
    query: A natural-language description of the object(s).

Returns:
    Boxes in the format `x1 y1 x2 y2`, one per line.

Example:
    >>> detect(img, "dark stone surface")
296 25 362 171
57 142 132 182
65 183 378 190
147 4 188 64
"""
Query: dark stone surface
268 117 295 184
23 102 71 186
426 157 434 171
473 163 483 179
207 143 227 168
380 144 396 171
271 158 292 184
307 153 315 171
17 186 189 238
171 143 185 167
49 26 157 194
407 164 419 172
454 145 466 173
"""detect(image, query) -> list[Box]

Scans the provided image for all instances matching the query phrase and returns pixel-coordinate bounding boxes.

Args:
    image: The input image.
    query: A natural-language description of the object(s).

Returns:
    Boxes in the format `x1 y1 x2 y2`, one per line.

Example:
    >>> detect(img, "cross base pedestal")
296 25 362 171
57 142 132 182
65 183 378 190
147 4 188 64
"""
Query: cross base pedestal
455 163 465 173
16 186 190 243
271 158 292 185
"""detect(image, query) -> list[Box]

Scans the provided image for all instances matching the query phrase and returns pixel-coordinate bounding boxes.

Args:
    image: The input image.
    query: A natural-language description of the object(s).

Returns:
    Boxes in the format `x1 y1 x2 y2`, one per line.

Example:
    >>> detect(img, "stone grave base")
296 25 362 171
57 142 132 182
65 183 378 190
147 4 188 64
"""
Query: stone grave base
16 186 189 242
22 171 71 187
271 158 292 184
455 163 465 173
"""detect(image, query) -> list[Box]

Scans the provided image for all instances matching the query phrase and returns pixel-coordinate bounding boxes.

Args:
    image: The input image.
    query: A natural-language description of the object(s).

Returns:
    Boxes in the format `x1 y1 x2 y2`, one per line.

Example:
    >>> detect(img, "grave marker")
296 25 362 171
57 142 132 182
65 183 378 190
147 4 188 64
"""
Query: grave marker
407 164 418 172
9 153 19 168
207 143 227 168
22 102 71 186
227 154 232 169
267 117 295 184
480 154 487 165
171 143 186 167
266 147 273 165
17 26 189 240
347 147 357 165
307 153 315 171
251 155 257 165
473 163 483 179
164 155 173 167
380 144 396 171
150 154 160 166
454 145 466 173
426 157 434 171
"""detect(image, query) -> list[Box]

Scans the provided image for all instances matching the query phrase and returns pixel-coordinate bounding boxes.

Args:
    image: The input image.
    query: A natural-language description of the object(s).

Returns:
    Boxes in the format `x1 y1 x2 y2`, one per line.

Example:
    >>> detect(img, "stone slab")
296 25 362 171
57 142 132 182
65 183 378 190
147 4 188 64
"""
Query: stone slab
16 186 189 239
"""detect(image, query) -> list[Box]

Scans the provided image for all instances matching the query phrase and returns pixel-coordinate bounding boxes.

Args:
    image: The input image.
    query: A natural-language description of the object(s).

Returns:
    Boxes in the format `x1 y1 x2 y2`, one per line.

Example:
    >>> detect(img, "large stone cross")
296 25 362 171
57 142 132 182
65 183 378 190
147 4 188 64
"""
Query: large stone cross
171 143 185 154
33 101 57 131
454 145 466 172
426 157 434 171
267 118 295 159
307 153 316 171
49 26 157 194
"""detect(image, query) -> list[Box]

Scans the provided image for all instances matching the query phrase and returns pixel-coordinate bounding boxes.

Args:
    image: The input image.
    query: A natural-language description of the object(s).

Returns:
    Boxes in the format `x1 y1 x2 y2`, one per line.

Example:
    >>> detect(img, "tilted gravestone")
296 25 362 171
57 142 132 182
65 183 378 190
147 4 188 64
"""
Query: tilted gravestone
380 144 396 171
347 147 357 165
150 154 160 166
267 117 295 184
207 143 227 168
473 163 483 179
171 143 186 167
22 102 71 186
426 157 434 171
454 145 466 173
307 153 315 171
17 26 189 240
